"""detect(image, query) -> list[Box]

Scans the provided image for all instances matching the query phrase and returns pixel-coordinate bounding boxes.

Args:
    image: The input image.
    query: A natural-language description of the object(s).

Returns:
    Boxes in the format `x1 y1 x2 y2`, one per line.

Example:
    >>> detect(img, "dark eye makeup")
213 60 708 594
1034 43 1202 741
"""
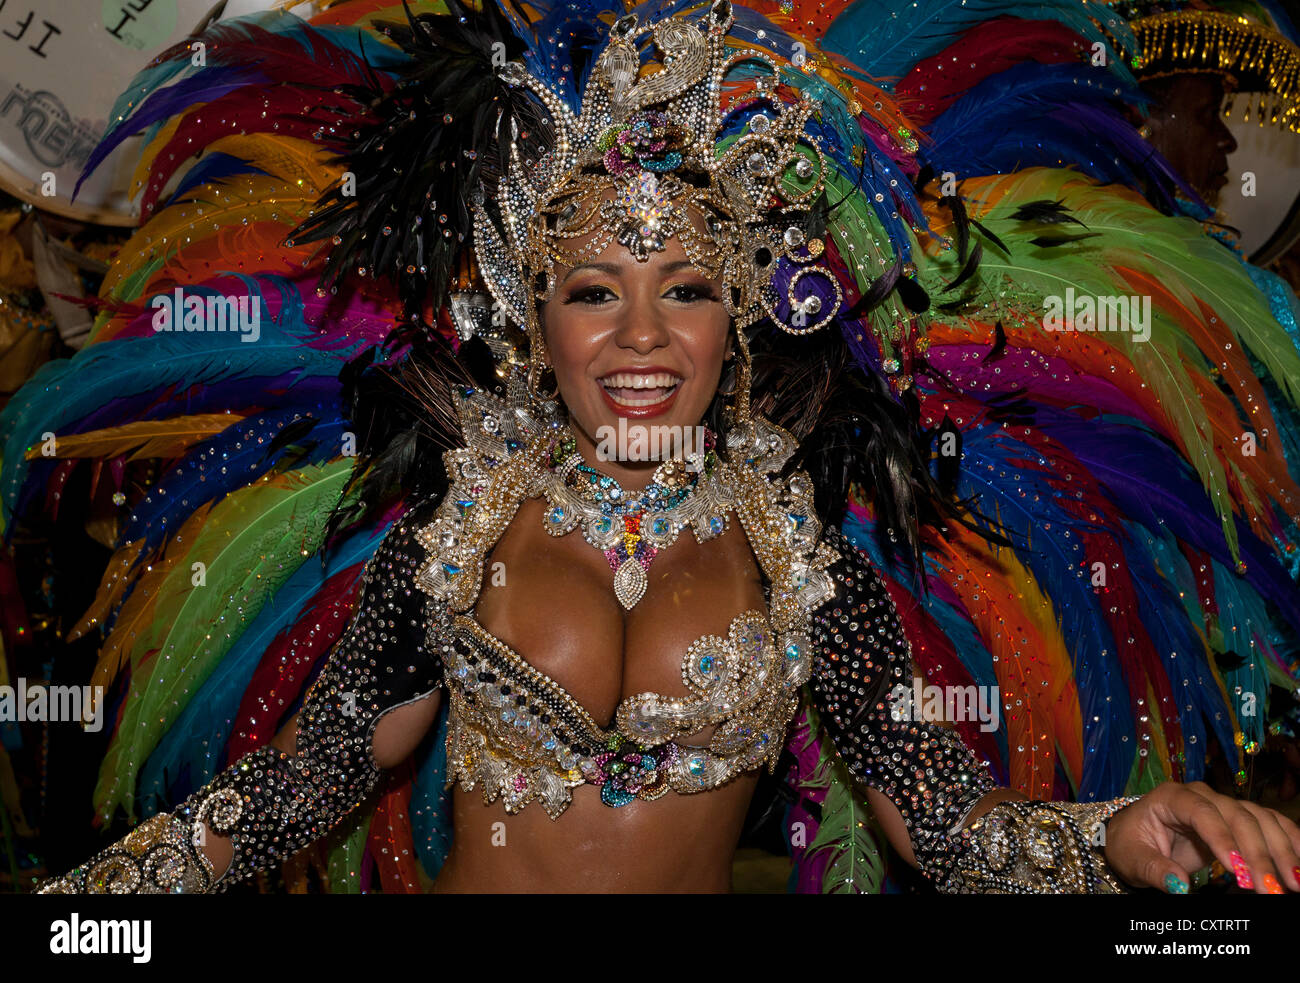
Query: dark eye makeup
563 285 618 305
665 283 719 302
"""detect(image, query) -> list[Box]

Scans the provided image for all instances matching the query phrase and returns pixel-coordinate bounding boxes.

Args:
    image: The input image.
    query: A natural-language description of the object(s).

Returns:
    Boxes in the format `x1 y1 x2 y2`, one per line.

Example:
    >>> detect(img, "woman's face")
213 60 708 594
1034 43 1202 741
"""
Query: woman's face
540 230 731 481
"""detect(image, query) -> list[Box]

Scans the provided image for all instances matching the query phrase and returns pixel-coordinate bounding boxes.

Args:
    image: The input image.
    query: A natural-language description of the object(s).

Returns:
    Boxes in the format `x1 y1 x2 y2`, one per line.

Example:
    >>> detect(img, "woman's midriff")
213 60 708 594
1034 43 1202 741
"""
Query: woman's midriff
431 771 760 893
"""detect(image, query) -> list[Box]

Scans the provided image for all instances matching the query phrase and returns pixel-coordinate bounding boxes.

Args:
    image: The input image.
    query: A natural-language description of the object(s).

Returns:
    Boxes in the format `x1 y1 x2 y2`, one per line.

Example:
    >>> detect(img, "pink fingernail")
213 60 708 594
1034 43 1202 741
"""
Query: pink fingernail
1262 874 1283 895
1229 851 1253 890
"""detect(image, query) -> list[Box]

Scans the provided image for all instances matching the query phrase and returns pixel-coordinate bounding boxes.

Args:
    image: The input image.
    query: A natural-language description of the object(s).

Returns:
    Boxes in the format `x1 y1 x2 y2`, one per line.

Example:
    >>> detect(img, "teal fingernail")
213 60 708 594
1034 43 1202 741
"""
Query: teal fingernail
1165 873 1189 894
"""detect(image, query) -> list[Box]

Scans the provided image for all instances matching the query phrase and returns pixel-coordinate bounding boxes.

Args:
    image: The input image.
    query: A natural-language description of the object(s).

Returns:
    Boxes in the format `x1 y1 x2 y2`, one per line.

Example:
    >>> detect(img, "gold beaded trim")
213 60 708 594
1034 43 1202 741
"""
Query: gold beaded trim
1133 10 1300 131
34 811 216 895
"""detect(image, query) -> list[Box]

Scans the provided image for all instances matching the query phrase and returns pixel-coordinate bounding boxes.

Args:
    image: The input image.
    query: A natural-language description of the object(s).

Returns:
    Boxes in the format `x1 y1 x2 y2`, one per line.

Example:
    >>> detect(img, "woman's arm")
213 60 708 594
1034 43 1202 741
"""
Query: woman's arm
35 498 446 894
807 526 1137 893
809 527 1300 894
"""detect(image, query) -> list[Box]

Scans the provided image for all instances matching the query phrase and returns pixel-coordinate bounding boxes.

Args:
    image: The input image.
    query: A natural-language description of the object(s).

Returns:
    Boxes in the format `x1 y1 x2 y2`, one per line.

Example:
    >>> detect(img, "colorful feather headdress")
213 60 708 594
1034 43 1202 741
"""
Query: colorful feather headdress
296 0 918 380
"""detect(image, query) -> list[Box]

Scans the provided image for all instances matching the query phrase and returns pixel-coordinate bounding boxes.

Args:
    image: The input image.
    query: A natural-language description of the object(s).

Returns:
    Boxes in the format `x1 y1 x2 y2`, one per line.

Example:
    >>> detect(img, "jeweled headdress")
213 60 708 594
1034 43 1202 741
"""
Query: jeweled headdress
475 1 836 353
289 0 944 564
295 0 922 384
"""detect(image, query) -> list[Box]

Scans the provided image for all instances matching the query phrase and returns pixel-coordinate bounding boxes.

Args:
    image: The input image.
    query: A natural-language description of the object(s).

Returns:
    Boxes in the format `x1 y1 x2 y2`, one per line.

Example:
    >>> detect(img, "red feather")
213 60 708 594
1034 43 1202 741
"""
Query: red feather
895 19 1093 125
139 92 373 218
367 767 423 894
151 19 383 91
877 566 1005 773
225 563 365 761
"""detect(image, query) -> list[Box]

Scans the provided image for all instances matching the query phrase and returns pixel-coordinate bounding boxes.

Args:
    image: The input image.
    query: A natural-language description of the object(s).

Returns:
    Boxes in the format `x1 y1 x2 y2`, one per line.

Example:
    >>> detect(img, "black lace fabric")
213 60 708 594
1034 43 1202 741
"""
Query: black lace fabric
807 526 997 892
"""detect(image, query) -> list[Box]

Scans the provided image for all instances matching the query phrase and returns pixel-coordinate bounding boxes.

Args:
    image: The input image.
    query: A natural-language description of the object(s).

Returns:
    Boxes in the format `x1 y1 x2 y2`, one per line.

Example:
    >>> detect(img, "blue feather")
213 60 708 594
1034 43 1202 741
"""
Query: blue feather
166 153 269 206
822 0 1136 84
1121 522 1235 781
0 277 371 525
410 701 454 879
924 62 1199 210
1210 560 1272 748
950 421 1136 798
101 417 351 636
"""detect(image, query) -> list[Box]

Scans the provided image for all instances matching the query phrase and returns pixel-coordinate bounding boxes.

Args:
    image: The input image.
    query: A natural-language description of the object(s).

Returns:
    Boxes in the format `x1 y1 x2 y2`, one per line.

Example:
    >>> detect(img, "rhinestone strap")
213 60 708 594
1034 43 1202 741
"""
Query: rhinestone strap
808 526 998 889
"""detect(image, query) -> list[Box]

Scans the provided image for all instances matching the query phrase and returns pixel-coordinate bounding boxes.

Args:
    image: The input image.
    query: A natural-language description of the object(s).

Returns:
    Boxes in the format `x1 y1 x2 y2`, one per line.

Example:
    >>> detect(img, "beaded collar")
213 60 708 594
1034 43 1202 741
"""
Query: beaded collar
540 425 729 609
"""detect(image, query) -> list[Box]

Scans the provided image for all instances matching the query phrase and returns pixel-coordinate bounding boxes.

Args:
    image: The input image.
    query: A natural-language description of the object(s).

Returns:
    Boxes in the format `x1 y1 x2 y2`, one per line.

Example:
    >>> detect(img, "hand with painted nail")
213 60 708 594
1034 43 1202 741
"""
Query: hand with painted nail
1103 780 1300 894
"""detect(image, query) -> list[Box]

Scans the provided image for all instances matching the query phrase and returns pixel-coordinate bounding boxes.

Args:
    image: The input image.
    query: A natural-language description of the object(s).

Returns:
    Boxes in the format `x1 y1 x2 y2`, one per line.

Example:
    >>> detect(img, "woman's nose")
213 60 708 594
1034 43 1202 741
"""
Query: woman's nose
614 296 670 353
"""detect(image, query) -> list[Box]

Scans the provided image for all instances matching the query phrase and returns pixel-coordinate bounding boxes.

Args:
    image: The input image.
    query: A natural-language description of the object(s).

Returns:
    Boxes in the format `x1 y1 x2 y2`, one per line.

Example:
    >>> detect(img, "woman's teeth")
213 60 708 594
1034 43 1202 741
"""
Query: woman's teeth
599 372 681 406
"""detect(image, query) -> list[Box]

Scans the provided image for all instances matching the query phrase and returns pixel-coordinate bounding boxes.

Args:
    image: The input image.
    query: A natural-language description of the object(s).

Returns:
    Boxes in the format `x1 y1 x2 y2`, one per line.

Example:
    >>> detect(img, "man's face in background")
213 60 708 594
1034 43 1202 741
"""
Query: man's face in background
1141 72 1240 208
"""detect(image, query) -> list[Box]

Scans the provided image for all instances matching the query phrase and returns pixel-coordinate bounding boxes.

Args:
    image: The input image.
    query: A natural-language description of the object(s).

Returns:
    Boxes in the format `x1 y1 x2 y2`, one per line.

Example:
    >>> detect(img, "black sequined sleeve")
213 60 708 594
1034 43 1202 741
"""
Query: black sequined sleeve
807 526 997 893
36 497 445 894
183 497 445 890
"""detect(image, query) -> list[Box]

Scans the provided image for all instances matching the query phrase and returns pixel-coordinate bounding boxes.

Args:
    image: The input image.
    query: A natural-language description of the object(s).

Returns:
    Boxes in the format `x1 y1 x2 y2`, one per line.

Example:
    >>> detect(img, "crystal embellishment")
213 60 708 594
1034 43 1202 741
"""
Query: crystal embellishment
613 557 648 610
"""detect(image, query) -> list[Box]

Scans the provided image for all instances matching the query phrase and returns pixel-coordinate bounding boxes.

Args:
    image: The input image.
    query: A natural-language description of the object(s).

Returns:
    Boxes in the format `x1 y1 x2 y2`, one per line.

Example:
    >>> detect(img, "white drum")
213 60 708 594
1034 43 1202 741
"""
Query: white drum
0 0 289 225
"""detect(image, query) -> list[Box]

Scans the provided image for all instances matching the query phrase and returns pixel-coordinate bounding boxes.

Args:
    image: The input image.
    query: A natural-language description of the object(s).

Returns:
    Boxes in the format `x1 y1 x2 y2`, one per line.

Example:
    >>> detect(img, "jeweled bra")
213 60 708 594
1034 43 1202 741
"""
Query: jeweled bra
412 381 839 818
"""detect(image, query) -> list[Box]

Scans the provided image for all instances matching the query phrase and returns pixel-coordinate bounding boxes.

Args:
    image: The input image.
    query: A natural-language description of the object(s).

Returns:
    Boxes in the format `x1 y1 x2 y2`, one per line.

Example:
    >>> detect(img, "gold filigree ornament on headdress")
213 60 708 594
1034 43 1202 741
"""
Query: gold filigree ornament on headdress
458 0 839 380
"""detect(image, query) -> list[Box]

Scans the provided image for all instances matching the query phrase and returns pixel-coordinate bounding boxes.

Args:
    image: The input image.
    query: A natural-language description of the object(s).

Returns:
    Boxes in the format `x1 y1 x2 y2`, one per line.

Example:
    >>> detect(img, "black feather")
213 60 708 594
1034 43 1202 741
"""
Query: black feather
897 272 930 313
843 258 901 320
290 0 548 346
942 240 982 292
752 325 962 578
1029 233 1101 247
803 191 832 240
1008 198 1086 226
983 319 1007 363
970 217 1010 256
932 415 962 496
941 194 969 264
321 329 479 545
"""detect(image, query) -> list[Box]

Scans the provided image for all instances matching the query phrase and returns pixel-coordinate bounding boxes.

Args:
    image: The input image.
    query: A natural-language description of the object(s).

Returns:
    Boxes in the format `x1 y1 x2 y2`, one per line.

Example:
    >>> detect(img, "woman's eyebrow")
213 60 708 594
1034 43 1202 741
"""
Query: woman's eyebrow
561 261 621 282
661 260 701 274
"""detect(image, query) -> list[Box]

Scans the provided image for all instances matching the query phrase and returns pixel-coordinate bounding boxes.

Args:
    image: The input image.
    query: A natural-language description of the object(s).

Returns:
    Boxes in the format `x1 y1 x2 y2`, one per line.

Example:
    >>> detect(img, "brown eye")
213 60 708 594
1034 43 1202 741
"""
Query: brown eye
566 286 617 305
665 284 717 302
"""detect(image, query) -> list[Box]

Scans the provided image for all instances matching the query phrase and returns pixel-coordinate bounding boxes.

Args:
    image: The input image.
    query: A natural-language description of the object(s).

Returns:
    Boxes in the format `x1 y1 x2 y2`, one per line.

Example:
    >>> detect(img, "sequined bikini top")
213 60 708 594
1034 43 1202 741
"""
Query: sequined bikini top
412 384 839 818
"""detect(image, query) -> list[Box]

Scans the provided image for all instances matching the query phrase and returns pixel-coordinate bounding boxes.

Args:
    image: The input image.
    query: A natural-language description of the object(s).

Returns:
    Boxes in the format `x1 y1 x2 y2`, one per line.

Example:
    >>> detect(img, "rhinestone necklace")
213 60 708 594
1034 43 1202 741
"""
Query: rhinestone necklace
540 427 730 609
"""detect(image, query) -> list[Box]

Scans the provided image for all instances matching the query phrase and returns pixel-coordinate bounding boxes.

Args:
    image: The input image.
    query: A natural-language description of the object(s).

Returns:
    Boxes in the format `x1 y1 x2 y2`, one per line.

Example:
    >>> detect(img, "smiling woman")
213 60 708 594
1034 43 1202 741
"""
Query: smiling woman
540 235 733 488
16 0 1300 898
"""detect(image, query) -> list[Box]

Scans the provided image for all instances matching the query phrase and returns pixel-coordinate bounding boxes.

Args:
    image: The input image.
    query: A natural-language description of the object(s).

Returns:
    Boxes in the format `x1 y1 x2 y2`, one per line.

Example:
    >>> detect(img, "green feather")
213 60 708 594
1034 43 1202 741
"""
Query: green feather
325 805 372 895
95 459 358 821
800 704 889 894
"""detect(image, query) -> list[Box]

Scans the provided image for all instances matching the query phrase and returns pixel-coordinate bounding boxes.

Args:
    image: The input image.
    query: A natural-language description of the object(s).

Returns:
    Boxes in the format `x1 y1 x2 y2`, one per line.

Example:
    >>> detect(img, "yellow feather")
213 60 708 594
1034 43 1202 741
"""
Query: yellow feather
89 505 210 690
205 133 339 193
22 414 245 462
68 537 147 643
